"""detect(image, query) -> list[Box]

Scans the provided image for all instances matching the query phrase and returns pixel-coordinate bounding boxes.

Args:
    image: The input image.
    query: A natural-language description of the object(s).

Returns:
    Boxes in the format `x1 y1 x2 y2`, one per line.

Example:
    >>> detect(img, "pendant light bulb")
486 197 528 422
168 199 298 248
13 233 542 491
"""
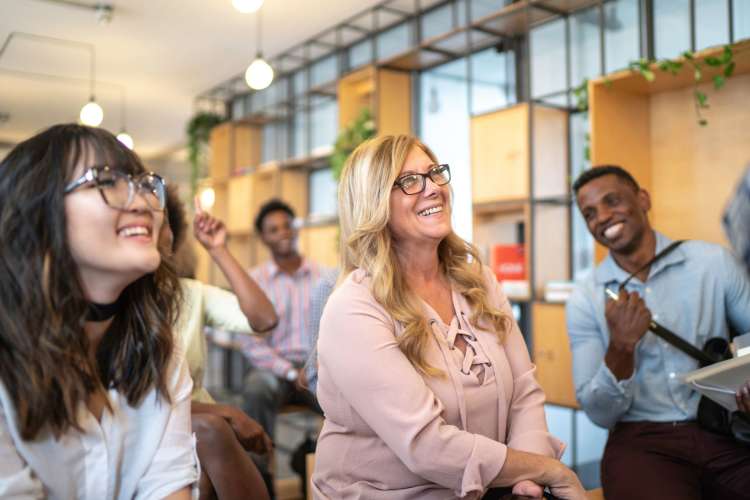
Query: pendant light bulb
117 130 134 150
80 98 104 127
199 186 216 211
245 56 274 90
232 0 263 13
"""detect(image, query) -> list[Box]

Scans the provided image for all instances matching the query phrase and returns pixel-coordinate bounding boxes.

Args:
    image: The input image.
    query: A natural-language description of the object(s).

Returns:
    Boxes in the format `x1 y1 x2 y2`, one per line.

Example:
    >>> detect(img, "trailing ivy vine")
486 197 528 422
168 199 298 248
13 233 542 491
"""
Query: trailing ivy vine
573 43 739 163
186 111 225 194
628 44 736 126
330 108 376 181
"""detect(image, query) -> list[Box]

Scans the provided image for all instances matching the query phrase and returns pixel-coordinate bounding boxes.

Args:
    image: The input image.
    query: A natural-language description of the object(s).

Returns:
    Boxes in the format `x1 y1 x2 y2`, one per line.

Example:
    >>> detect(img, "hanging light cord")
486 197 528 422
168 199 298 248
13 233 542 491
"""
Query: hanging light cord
120 87 127 131
256 6 263 58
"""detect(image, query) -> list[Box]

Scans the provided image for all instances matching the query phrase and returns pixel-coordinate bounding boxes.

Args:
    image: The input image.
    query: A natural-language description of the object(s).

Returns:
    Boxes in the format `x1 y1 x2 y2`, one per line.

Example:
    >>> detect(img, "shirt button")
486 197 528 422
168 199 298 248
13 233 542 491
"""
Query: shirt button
653 314 659 320
645 287 652 294
669 372 676 379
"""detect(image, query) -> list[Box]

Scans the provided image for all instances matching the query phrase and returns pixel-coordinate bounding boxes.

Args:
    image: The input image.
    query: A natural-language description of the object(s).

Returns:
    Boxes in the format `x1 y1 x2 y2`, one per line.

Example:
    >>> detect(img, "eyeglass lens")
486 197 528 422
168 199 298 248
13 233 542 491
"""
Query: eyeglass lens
97 169 165 210
399 164 451 195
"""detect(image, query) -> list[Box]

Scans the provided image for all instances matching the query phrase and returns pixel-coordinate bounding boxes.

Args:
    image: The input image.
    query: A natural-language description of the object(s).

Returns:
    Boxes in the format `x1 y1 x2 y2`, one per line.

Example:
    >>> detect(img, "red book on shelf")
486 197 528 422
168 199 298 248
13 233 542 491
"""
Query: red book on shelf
491 244 526 281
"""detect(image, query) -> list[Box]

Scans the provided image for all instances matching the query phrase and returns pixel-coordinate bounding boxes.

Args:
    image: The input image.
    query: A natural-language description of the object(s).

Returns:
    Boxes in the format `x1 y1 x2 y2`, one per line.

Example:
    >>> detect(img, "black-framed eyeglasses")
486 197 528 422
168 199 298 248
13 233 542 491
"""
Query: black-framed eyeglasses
393 163 451 195
64 165 166 211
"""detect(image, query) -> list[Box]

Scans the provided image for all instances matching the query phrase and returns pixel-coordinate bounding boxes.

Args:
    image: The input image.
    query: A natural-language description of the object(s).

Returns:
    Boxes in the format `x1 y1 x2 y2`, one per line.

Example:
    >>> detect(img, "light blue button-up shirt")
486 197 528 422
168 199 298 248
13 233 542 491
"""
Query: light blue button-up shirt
566 232 750 429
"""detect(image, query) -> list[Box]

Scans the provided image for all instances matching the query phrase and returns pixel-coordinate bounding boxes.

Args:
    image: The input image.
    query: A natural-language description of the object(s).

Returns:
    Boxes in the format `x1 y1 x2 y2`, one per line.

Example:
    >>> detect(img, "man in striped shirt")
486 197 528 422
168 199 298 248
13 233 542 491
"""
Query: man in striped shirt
238 199 328 496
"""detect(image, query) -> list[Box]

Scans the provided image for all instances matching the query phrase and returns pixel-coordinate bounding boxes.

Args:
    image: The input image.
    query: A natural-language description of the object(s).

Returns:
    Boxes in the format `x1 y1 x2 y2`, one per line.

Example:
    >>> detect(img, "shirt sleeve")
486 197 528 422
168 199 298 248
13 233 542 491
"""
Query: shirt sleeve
0 404 44 500
318 280 507 498
201 284 253 334
484 269 565 459
304 271 338 394
566 285 635 429
134 352 199 500
235 267 295 378
236 335 294 378
719 247 750 334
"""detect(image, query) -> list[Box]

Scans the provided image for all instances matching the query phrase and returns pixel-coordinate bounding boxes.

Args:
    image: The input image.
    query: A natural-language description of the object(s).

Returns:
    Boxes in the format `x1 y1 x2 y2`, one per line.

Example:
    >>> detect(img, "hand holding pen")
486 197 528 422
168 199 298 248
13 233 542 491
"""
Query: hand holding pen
605 287 715 365
604 288 651 351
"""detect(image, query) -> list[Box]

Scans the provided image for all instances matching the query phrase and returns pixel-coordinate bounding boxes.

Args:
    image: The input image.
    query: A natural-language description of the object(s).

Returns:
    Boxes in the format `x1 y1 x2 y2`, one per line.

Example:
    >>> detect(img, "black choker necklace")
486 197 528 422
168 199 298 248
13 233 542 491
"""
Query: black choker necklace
87 299 122 322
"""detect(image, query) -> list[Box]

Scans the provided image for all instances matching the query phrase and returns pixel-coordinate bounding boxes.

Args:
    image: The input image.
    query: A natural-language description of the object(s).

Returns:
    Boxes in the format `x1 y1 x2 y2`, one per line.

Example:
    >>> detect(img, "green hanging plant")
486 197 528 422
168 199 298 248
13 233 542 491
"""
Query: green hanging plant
574 44 737 128
186 111 225 194
330 108 376 181
573 43 739 170
629 44 735 126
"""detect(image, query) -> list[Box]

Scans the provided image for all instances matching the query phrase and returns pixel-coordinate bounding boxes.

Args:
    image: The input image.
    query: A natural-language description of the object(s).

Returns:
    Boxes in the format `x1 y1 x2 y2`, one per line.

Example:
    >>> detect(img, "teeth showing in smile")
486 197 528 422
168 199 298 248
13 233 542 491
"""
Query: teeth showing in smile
603 222 623 240
119 226 149 237
418 206 443 216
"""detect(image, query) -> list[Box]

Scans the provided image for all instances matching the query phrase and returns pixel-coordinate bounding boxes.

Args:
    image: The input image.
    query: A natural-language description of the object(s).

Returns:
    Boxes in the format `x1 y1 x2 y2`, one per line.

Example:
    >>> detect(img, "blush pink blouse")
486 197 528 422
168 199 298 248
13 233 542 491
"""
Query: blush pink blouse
312 267 564 499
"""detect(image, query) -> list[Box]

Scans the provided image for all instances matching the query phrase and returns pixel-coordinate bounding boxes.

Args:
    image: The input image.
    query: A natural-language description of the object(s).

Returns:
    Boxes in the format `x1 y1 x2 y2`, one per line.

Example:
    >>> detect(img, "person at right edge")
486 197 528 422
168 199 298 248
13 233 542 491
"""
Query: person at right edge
566 165 750 500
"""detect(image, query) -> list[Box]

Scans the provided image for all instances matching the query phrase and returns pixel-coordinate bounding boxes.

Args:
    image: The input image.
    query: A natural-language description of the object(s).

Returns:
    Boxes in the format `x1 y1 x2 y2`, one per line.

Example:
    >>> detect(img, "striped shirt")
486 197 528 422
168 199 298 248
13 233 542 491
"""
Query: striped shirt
237 258 326 377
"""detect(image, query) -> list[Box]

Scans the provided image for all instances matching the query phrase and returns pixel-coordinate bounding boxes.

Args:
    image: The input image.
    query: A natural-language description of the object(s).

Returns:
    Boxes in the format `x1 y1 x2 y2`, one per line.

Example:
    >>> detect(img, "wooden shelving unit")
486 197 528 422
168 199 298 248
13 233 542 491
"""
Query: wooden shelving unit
589 39 750 261
195 122 262 285
532 302 578 409
338 65 412 135
299 223 340 269
471 102 570 298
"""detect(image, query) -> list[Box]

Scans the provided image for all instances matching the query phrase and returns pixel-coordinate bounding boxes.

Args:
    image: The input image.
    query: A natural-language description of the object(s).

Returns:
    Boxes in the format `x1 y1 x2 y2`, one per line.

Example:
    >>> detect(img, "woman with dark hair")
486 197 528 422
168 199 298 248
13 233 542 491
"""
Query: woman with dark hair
0 124 198 499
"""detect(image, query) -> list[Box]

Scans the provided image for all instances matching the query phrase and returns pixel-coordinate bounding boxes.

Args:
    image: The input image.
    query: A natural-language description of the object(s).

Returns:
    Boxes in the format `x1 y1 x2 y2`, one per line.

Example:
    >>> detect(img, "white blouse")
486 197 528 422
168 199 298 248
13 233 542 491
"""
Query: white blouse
0 349 199 500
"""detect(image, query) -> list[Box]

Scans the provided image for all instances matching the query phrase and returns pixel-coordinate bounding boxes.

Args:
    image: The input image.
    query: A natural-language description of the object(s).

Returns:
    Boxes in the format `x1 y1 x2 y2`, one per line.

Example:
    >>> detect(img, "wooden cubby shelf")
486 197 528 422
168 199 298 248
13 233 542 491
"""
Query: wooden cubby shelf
470 102 570 299
589 39 750 260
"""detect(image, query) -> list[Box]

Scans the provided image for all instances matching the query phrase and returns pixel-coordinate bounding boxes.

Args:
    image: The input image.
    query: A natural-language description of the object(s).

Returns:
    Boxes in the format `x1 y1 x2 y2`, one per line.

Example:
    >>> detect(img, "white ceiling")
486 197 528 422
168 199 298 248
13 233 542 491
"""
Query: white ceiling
0 0 382 158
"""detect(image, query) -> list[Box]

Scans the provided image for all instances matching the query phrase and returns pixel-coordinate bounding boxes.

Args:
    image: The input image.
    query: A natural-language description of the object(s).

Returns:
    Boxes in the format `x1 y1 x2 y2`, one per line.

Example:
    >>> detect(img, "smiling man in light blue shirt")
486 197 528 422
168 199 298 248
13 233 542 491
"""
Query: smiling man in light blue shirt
566 165 750 500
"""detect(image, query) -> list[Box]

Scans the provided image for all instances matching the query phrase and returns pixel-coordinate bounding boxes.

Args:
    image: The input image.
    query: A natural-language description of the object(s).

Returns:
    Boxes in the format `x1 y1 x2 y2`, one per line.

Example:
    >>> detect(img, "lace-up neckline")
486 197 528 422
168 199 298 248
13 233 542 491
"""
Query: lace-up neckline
433 315 493 384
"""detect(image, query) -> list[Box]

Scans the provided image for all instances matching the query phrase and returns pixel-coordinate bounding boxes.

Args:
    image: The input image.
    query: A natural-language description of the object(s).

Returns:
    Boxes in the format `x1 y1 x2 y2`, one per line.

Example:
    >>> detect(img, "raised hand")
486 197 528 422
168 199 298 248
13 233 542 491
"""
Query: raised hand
193 195 227 250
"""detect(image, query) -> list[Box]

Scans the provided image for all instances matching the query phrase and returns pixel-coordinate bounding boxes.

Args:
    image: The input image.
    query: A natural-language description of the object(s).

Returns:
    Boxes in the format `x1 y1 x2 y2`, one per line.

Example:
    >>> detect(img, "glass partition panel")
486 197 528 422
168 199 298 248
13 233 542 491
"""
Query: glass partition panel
696 0 729 49
308 167 338 218
604 0 639 73
654 0 690 59
531 19 567 98
376 21 411 60
470 47 516 115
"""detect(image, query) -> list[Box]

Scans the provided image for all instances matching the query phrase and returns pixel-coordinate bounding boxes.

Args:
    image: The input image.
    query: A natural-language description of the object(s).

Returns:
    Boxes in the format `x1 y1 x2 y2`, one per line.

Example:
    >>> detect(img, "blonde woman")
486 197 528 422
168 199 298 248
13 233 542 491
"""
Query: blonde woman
311 135 584 500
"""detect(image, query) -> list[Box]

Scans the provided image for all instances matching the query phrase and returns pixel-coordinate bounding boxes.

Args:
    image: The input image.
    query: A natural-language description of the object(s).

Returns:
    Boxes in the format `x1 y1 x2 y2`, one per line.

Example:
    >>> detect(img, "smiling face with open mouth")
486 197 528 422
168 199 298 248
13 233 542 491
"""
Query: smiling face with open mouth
388 145 452 249
576 173 652 255
64 152 164 298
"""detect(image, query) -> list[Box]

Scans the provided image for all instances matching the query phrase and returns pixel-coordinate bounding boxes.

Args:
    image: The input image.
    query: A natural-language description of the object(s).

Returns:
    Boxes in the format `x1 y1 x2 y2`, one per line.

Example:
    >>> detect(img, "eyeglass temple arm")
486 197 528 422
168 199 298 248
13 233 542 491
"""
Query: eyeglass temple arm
63 169 96 194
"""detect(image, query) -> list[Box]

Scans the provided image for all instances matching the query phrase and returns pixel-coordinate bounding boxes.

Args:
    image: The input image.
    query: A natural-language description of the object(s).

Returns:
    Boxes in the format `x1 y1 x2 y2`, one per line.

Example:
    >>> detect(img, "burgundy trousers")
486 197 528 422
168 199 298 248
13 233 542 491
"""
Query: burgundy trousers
601 421 750 500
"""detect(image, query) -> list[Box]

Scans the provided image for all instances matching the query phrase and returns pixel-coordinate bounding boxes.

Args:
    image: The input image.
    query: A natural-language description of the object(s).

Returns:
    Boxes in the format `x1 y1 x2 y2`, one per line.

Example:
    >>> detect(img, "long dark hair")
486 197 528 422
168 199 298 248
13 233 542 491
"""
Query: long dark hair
0 124 180 440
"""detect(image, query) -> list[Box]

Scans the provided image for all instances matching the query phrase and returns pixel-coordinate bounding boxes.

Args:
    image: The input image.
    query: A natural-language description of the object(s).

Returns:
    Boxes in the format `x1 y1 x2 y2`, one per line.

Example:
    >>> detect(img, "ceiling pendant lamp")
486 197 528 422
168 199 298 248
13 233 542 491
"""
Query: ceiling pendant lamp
116 130 134 149
245 4 273 90
80 97 104 126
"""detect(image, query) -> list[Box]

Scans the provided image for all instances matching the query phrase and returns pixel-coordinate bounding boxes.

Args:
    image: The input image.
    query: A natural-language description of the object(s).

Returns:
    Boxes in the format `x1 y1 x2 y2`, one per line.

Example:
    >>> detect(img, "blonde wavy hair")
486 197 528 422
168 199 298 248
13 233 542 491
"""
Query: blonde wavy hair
338 134 510 376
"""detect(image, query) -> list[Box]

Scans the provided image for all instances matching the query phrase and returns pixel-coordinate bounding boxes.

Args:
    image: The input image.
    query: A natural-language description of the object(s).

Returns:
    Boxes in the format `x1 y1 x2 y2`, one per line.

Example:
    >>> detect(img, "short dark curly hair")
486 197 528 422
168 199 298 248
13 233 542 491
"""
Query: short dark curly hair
254 198 295 234
165 185 188 253
572 165 640 195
